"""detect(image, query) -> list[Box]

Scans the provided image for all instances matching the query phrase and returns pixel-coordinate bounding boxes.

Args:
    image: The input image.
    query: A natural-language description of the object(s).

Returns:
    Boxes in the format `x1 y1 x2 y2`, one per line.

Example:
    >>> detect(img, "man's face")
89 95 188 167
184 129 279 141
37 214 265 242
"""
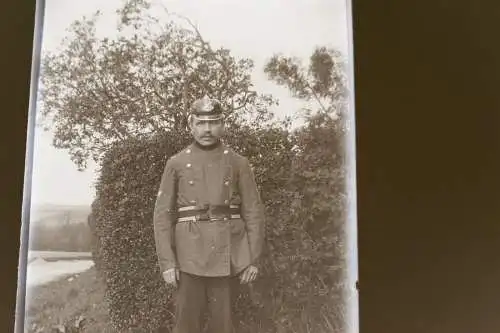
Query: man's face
190 116 225 146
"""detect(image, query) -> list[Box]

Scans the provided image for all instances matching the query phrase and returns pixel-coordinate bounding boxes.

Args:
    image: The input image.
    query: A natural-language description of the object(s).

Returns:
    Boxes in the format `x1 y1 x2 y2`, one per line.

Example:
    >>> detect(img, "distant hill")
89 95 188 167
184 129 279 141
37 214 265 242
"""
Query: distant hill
30 204 91 227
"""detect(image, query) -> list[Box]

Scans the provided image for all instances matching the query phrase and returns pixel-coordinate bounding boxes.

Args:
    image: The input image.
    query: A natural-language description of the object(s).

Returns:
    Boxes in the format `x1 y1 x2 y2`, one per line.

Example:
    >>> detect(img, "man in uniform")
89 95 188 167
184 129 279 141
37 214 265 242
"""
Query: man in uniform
153 96 265 333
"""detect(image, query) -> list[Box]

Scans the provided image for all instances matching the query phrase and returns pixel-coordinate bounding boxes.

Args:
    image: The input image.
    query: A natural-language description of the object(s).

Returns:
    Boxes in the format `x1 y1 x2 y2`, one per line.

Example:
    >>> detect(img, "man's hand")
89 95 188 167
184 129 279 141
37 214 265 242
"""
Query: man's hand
240 265 258 284
162 268 179 287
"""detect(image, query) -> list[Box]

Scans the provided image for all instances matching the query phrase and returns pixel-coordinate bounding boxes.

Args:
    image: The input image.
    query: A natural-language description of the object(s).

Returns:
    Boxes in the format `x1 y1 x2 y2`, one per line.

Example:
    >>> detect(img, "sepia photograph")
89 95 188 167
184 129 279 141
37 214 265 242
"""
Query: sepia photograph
17 0 358 332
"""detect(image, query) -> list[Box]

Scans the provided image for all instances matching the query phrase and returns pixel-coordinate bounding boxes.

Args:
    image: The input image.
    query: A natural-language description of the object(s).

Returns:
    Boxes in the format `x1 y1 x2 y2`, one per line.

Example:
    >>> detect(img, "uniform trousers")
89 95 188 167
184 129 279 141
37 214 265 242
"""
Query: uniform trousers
173 271 240 333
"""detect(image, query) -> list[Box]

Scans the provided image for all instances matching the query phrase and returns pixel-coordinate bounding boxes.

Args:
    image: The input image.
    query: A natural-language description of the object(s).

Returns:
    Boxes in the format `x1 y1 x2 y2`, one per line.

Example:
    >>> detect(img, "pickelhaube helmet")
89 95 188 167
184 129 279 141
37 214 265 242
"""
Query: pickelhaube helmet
190 95 224 121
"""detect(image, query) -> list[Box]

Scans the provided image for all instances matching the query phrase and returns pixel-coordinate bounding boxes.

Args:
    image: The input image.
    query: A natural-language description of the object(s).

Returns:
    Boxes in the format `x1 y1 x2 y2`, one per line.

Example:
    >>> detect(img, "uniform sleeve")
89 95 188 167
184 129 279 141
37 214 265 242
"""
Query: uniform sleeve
238 157 266 265
153 158 178 273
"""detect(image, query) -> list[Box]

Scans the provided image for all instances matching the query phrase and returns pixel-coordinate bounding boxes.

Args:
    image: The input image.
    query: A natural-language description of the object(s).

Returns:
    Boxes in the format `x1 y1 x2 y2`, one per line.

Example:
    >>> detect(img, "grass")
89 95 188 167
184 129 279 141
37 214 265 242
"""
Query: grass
22 266 347 333
23 267 112 333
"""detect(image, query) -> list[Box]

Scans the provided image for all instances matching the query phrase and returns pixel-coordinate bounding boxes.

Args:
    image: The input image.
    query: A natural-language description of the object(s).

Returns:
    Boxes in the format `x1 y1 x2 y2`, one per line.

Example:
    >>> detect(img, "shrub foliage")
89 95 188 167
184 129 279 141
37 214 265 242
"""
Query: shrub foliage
91 113 348 332
92 131 189 332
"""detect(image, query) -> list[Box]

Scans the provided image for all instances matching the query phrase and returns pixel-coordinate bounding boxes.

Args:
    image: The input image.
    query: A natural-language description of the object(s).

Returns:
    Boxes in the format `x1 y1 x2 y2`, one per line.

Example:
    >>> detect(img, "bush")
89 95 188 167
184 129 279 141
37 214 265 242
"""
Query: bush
91 117 348 332
92 131 191 332
88 203 102 273
262 114 349 333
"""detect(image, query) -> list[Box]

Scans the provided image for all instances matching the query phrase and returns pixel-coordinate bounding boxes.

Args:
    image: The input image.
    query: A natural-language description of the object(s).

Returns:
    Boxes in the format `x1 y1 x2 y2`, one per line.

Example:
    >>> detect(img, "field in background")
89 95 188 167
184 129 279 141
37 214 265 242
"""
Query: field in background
31 204 90 226
28 204 93 252
29 222 92 252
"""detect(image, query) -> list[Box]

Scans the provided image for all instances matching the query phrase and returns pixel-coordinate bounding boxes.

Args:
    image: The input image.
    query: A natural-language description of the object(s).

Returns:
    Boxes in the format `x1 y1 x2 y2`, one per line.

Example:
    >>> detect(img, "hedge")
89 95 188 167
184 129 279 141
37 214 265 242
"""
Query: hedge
91 116 348 332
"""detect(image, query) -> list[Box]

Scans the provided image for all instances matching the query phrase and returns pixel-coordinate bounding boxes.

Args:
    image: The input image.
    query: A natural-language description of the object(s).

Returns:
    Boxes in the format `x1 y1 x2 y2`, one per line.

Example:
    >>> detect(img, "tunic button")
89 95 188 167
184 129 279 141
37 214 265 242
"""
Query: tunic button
224 181 229 186
188 180 194 185
186 149 191 154
186 163 192 168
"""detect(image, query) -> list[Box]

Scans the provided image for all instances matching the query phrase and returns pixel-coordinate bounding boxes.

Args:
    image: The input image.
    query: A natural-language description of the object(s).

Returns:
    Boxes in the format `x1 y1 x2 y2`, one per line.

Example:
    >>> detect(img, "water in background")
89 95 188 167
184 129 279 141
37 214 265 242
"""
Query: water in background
25 257 94 287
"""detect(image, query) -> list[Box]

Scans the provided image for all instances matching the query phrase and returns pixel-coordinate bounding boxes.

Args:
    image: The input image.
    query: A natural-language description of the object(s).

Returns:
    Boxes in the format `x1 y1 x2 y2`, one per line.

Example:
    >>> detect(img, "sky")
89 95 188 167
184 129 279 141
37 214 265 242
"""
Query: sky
29 0 352 207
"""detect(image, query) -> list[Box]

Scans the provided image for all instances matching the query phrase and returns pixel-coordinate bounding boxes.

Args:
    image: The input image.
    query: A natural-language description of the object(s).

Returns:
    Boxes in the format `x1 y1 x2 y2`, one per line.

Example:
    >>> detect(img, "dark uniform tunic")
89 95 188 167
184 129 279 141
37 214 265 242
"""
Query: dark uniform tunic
153 142 265 278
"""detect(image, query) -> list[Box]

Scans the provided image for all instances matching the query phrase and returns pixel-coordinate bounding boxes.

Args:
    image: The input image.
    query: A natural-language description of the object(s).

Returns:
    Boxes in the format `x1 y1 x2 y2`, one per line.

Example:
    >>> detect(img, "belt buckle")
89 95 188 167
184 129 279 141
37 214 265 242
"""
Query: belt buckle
209 205 224 220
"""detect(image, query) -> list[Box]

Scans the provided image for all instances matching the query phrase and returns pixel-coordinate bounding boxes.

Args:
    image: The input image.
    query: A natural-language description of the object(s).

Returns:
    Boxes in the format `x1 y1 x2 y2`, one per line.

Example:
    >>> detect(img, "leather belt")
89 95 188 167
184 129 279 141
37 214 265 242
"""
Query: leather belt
177 204 241 223
177 215 241 223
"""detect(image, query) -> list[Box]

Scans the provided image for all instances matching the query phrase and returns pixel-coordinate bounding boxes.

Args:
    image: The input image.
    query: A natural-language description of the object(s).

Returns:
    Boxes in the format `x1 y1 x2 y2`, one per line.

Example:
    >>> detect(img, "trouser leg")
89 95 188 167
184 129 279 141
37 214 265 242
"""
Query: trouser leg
206 275 241 333
173 272 207 333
